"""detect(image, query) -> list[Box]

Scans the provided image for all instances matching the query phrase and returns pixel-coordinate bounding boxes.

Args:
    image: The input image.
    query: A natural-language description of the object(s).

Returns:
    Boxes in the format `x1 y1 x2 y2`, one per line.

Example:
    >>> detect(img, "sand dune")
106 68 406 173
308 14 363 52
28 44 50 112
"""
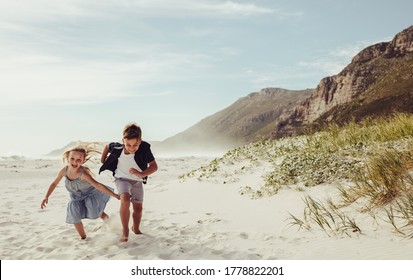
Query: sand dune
1 156 413 260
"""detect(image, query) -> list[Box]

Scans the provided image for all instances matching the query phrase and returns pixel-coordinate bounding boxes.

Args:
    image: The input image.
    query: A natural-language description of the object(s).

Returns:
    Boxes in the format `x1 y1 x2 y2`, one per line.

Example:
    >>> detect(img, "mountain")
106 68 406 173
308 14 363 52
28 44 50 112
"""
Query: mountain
46 141 79 157
272 25 413 138
155 88 313 153
51 26 413 156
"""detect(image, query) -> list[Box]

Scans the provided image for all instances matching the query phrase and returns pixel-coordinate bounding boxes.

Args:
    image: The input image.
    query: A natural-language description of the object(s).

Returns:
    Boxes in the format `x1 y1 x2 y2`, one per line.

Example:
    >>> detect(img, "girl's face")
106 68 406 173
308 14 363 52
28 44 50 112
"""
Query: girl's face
68 151 85 170
123 138 141 154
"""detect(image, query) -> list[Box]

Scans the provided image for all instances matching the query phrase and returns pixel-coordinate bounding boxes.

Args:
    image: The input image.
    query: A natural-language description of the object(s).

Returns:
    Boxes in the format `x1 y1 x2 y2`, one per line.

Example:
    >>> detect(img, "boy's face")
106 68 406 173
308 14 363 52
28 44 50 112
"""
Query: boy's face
123 138 141 154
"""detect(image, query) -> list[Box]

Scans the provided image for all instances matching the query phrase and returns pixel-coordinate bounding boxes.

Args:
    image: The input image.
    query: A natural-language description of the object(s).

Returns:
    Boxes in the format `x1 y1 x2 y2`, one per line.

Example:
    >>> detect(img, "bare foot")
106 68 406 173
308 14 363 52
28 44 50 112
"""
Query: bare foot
120 228 129 242
132 225 142 234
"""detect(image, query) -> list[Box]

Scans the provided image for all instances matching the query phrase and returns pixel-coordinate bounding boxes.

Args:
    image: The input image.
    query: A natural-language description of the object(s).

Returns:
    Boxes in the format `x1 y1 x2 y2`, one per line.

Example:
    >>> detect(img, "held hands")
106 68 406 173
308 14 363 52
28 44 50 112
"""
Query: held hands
129 168 143 178
114 194 120 200
41 198 48 209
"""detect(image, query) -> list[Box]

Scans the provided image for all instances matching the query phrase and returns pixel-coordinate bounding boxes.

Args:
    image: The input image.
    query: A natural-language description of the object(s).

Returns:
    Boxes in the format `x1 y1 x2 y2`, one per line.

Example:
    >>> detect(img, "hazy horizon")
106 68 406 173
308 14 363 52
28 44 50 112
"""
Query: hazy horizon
1 0 412 157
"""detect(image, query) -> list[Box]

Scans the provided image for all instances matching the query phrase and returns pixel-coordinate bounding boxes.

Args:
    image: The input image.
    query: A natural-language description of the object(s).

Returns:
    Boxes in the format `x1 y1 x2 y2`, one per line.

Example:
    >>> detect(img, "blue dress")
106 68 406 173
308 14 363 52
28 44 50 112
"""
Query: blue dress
64 167 111 224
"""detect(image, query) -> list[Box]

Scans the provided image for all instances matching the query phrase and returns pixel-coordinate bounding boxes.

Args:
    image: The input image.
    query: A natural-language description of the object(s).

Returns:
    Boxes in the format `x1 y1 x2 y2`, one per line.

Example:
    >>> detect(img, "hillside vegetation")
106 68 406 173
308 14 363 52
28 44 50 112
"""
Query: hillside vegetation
181 113 413 237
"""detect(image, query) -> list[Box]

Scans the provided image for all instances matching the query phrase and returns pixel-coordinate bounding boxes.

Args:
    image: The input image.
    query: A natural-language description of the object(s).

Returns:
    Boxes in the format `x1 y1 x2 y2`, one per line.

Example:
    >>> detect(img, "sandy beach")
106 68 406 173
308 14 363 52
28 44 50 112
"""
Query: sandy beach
1 154 413 261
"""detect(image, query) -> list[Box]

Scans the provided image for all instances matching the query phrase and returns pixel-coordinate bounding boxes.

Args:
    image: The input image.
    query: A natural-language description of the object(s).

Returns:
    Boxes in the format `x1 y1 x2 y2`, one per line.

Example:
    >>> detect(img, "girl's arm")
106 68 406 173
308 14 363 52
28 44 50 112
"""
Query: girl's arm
101 144 109 163
81 171 120 200
41 167 65 209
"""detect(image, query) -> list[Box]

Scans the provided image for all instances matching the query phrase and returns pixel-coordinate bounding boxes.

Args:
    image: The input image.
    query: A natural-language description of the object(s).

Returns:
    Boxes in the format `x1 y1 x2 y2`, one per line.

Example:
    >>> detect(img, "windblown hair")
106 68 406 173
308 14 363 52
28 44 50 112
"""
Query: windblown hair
123 122 142 140
62 142 102 174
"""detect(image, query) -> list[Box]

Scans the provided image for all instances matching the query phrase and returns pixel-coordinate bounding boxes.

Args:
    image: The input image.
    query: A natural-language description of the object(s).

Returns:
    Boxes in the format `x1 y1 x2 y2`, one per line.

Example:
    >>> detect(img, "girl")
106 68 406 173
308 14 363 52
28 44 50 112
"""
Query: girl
41 144 120 239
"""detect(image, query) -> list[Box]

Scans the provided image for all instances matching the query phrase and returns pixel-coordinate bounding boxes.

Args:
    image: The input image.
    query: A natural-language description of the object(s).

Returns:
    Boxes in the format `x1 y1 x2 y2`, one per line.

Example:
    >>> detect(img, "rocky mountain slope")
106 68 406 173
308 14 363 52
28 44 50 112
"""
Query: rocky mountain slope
272 25 413 138
160 26 413 153
157 88 312 153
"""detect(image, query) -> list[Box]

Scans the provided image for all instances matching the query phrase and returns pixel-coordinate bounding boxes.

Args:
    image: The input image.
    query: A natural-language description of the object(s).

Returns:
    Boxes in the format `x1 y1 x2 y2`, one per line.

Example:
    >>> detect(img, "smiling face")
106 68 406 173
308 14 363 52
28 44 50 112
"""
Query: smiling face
68 150 85 170
123 138 141 154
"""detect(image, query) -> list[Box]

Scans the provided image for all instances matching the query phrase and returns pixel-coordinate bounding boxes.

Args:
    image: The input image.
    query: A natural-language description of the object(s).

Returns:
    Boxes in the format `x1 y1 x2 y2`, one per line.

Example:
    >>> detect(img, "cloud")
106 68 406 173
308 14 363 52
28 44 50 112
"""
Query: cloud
298 41 377 76
0 37 216 106
112 0 274 17
247 39 391 90
244 65 321 90
298 60 347 76
0 0 230 105
0 0 274 22
196 1 274 16
0 0 298 105
328 41 372 59
0 60 123 106
0 0 95 22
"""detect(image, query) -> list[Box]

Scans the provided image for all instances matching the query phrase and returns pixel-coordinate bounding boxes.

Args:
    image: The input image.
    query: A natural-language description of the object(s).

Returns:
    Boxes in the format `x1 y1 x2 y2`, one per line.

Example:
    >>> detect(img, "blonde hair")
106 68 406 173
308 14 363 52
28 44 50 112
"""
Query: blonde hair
62 142 102 174
123 123 142 140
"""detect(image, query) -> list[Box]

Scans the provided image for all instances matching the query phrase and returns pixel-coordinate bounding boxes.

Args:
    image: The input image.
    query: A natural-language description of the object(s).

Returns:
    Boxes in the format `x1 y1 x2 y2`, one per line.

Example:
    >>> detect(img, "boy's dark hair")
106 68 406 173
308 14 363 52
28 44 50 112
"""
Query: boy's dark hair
123 123 142 140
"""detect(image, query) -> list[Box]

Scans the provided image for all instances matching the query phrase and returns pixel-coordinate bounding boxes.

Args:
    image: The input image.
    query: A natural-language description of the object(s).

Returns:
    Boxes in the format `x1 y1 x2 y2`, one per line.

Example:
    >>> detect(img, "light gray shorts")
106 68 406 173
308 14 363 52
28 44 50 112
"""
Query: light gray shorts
115 178 144 203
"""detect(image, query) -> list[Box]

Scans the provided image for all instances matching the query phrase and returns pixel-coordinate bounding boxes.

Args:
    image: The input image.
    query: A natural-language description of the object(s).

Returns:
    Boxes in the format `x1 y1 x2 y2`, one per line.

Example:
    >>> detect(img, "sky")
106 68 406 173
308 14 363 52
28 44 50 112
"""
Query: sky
0 0 412 157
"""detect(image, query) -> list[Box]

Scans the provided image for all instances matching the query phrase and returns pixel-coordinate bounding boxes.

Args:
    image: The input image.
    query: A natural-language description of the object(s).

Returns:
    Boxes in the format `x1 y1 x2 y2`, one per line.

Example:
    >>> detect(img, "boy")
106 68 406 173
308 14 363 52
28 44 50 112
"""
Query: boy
99 123 158 242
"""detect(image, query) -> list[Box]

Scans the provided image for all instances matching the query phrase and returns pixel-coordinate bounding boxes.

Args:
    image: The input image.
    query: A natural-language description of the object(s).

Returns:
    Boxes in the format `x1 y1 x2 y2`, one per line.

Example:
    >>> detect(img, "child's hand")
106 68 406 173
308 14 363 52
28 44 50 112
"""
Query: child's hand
129 168 143 178
115 194 120 200
41 198 48 209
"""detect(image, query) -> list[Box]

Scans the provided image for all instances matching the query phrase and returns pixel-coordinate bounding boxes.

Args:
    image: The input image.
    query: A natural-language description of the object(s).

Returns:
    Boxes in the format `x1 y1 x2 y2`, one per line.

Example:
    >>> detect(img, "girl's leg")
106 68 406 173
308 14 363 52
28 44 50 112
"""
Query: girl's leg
120 193 131 242
132 202 143 234
74 222 86 239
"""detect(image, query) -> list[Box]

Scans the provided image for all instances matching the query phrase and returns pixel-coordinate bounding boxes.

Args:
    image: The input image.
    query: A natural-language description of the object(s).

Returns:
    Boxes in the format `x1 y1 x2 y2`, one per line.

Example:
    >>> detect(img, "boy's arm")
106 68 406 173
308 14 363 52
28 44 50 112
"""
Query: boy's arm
129 160 158 178
101 144 109 163
142 160 158 177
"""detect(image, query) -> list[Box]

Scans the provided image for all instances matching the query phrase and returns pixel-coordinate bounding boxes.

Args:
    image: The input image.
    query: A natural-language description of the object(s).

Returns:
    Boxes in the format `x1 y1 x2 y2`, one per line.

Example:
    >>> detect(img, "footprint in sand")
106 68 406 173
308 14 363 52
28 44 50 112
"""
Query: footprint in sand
240 232 249 239
169 211 188 215
92 224 103 232
103 218 119 232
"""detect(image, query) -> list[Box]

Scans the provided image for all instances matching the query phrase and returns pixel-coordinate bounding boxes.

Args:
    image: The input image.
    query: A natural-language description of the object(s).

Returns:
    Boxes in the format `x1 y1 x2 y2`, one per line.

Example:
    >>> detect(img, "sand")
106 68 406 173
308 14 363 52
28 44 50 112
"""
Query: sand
1 155 413 261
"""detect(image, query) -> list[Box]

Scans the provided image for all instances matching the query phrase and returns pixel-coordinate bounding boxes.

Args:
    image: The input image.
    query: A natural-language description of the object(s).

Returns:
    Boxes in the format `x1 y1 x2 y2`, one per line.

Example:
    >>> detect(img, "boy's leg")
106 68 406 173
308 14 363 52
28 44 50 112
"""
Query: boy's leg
131 181 144 234
74 222 86 239
120 193 131 242
116 179 132 242
132 202 143 234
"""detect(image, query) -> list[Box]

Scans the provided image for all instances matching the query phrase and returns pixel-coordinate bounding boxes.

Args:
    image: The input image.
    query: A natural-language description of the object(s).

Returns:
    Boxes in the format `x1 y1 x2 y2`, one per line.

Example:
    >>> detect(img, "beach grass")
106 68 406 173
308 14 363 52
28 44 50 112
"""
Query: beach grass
180 113 413 237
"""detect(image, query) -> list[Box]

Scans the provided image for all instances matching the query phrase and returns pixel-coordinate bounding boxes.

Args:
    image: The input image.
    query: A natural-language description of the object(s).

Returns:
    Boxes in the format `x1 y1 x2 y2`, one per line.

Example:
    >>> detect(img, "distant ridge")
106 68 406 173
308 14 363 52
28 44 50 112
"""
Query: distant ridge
46 141 78 157
156 88 313 153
